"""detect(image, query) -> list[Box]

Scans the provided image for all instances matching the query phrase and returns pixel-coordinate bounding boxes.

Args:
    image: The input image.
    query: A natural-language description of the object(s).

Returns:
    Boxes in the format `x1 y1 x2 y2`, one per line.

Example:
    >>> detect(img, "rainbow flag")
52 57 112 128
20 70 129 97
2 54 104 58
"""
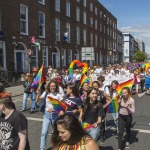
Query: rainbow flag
31 64 46 88
107 95 119 113
48 97 68 112
81 122 93 130
115 79 134 95
80 74 90 86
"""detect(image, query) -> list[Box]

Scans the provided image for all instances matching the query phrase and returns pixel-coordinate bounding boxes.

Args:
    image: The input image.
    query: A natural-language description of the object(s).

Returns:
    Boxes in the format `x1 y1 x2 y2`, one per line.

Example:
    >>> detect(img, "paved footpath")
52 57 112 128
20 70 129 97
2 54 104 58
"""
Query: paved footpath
6 85 24 97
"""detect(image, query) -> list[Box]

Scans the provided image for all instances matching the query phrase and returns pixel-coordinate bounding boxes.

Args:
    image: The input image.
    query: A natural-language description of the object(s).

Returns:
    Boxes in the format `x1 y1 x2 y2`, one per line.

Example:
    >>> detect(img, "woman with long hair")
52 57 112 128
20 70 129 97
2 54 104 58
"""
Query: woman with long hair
64 83 82 120
81 88 105 141
51 114 99 150
79 82 90 103
36 80 63 150
20 73 33 111
92 81 112 143
109 80 119 135
118 87 135 150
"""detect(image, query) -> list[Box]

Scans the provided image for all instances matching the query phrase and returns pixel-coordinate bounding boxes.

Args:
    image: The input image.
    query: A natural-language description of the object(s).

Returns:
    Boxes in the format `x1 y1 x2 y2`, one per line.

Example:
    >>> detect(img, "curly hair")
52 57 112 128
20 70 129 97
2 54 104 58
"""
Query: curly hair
45 79 59 93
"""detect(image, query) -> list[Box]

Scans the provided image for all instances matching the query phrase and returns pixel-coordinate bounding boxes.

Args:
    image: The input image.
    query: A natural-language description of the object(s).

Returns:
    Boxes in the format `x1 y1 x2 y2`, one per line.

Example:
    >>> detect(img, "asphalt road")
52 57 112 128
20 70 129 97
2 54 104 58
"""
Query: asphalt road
11 92 150 150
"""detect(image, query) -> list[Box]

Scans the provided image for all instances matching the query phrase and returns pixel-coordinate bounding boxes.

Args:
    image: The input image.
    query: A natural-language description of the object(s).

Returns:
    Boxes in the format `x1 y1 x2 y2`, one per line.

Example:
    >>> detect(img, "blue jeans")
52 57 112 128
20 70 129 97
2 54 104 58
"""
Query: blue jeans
31 91 37 111
22 93 31 110
40 111 58 149
111 112 118 130
86 127 100 141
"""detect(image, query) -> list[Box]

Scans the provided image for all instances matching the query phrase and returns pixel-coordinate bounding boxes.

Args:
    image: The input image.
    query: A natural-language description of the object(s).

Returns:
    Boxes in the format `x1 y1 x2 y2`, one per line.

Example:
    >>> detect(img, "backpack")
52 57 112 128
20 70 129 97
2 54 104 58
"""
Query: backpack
38 92 48 113
0 84 5 93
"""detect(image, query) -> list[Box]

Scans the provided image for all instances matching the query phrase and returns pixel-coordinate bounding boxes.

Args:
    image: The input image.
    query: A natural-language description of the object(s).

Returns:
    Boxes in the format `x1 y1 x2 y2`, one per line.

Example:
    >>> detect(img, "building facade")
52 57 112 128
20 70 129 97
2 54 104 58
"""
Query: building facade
0 0 117 73
116 29 123 63
122 33 134 63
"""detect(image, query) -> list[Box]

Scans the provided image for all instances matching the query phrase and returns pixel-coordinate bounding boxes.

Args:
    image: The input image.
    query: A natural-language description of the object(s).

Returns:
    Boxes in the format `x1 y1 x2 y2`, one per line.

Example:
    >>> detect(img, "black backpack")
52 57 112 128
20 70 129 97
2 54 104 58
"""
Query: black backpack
38 93 48 113
0 84 5 93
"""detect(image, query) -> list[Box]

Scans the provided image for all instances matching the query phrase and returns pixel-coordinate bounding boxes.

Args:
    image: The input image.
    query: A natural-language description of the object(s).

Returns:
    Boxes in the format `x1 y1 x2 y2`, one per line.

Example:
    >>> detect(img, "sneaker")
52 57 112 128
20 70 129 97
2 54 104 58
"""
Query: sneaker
125 142 130 148
99 137 105 144
20 109 26 112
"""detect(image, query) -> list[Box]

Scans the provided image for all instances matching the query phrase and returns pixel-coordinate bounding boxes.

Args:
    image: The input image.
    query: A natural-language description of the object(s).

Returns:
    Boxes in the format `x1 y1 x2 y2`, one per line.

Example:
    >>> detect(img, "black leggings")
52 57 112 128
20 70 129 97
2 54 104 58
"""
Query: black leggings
118 114 132 149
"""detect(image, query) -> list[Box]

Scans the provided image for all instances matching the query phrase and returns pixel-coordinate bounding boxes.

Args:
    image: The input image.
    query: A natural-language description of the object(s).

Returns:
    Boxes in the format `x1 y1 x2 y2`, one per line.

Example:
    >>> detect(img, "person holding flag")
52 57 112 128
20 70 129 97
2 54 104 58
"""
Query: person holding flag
36 80 63 150
117 87 135 150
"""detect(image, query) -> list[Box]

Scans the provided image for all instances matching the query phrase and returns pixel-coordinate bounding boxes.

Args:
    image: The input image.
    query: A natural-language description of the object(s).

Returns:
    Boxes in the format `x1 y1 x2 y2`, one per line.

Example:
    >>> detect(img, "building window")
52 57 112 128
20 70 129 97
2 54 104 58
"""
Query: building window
42 46 48 67
95 34 97 47
66 1 70 17
104 38 105 49
83 11 86 25
55 0 60 12
90 17 93 28
90 3 93 12
90 32 93 46
68 50 72 63
0 8 1 31
100 23 102 32
66 22 70 42
100 11 102 18
95 20 97 30
62 49 66 66
76 26 80 45
95 7 97 15
100 36 102 48
39 12 45 37
20 4 28 34
76 7 80 22
55 18 60 41
0 42 4 67
83 0 86 7
38 0 45 4
104 25 106 34
31 45 38 68
83 29 86 46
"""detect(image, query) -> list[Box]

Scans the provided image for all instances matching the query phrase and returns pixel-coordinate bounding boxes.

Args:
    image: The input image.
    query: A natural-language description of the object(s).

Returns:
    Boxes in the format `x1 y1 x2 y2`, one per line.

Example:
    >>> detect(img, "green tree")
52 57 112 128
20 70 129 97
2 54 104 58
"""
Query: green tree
133 50 146 62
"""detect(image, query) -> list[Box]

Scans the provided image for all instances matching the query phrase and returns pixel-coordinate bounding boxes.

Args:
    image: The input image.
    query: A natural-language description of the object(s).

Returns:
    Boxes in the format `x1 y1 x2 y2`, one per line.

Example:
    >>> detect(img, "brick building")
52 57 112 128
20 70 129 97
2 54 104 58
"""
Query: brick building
0 0 117 73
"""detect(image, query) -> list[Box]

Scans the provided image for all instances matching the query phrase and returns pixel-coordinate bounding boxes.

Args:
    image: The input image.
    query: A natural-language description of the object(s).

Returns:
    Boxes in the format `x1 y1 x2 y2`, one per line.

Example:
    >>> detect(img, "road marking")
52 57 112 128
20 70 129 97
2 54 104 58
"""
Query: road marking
138 92 146 97
107 126 150 134
27 117 150 133
27 117 43 122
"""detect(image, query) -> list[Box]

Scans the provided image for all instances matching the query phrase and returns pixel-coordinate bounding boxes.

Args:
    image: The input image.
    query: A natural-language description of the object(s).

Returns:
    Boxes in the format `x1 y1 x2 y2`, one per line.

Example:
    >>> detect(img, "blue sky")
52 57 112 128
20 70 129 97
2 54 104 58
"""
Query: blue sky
99 0 150 52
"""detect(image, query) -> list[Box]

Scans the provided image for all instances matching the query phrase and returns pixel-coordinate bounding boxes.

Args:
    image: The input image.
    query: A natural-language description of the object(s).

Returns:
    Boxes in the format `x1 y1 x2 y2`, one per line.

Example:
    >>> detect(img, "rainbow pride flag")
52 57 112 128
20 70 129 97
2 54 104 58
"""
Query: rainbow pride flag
115 79 134 95
31 64 46 88
48 97 68 112
107 95 120 113
80 74 90 86
81 122 93 130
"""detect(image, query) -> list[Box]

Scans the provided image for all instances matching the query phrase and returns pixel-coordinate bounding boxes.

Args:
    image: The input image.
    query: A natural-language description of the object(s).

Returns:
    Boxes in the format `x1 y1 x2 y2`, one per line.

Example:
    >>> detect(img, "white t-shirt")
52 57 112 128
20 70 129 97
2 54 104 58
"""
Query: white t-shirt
40 91 63 111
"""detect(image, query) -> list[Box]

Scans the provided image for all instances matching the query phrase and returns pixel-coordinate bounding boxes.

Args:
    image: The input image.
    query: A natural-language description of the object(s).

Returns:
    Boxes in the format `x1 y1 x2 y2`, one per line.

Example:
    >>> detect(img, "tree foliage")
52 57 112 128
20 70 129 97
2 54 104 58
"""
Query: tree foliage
133 50 146 62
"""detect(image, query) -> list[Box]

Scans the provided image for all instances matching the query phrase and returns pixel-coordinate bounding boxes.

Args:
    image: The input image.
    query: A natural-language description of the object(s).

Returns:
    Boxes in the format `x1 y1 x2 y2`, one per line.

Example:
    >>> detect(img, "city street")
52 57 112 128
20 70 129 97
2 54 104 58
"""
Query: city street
6 85 150 150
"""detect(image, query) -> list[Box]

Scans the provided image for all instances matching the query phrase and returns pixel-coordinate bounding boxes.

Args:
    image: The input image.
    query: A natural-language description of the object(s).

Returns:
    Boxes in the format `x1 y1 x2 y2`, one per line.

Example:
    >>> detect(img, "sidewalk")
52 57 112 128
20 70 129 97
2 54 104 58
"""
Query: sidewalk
5 85 24 97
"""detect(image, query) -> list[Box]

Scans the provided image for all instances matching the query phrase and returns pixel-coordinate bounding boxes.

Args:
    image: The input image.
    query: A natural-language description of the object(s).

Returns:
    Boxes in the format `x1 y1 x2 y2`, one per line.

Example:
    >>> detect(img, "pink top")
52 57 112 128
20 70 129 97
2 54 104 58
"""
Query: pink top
119 97 135 115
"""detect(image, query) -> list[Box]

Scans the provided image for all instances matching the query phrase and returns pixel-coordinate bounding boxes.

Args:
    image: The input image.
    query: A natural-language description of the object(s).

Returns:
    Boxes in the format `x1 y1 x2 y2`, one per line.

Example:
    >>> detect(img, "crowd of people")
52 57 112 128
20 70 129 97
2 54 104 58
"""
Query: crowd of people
0 61 150 150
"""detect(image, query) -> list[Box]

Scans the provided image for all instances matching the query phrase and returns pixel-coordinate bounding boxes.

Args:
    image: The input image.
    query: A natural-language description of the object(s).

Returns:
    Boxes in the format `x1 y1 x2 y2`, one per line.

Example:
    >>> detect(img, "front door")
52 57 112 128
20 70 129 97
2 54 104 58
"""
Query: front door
52 53 57 69
16 52 22 72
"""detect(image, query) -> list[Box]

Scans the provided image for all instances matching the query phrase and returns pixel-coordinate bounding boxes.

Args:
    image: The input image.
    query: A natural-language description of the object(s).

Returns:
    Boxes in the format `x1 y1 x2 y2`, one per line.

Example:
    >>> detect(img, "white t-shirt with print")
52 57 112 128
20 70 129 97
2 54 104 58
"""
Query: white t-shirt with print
40 91 63 111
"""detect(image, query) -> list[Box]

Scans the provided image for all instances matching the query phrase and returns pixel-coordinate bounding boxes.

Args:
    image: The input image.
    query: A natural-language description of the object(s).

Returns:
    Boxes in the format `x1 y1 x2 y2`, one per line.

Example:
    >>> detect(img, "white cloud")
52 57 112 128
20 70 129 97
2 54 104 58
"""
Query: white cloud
119 25 150 52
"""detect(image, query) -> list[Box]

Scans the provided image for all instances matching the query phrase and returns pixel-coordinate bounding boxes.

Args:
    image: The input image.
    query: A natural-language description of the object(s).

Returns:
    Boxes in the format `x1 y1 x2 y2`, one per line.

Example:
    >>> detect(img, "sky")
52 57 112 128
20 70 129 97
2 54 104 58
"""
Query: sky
99 0 150 53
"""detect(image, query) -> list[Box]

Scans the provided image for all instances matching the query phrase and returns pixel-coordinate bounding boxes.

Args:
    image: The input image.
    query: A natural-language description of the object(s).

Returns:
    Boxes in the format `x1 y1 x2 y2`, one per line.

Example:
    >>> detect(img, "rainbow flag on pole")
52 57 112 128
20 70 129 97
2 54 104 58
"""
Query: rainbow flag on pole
107 95 120 113
115 79 134 95
31 64 46 88
48 97 68 112
81 122 93 130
